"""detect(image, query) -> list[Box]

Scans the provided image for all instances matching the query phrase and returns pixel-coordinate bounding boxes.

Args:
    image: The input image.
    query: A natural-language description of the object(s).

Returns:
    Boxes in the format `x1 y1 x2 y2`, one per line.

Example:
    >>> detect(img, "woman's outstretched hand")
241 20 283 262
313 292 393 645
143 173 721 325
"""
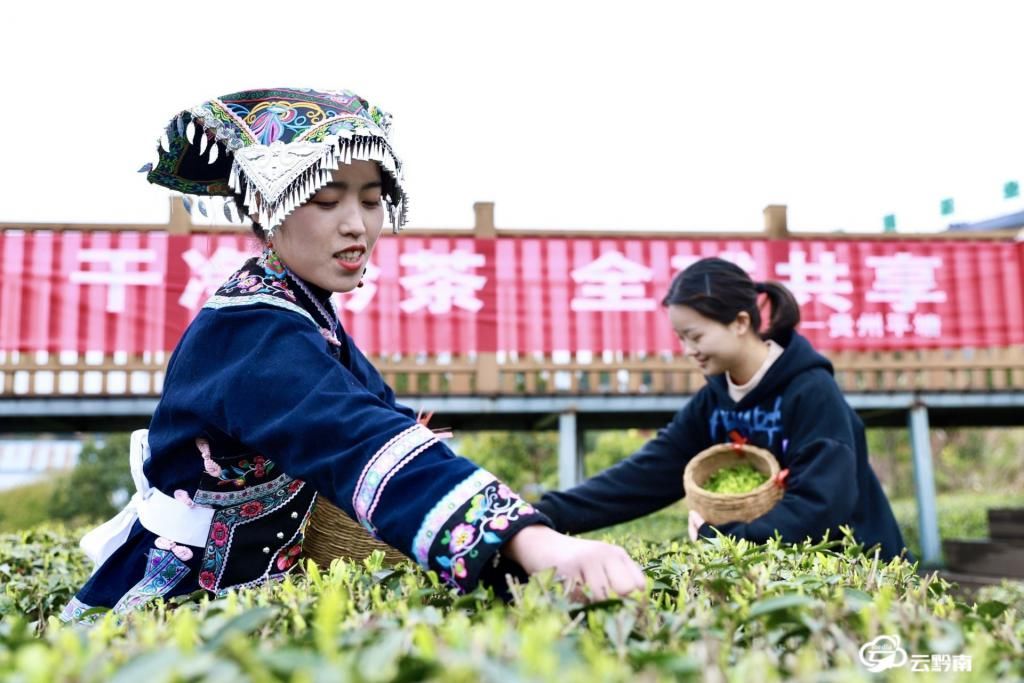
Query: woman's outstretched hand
688 509 706 542
502 525 646 601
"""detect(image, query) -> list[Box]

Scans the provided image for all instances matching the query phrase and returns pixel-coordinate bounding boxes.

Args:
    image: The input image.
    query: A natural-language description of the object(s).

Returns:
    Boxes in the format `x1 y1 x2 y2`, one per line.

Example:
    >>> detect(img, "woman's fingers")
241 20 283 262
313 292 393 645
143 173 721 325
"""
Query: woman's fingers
607 556 645 597
579 546 645 600
579 564 610 601
514 533 646 603
688 509 706 541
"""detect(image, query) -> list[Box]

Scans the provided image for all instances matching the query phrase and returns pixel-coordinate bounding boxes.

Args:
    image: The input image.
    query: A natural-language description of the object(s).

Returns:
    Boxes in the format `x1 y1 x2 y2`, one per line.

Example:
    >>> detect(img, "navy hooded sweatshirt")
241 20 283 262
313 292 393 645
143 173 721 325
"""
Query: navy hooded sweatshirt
535 332 909 561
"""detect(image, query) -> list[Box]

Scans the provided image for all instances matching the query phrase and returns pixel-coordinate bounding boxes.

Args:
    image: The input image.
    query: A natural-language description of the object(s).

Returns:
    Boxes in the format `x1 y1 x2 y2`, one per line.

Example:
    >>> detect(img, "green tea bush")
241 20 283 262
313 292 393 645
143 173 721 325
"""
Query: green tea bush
1 522 1022 681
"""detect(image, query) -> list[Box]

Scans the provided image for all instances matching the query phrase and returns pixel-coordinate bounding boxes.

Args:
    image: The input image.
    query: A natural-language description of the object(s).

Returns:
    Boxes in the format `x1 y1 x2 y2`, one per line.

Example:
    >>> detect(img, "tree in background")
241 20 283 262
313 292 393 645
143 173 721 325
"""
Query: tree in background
583 429 650 477
49 433 133 524
456 429 652 498
456 432 559 499
459 426 1024 505
868 427 1024 500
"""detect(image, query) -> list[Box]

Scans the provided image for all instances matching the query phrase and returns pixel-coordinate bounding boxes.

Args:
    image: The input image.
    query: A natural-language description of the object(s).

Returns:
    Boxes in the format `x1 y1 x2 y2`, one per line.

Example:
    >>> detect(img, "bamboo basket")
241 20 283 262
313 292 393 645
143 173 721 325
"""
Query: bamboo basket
683 443 786 525
302 497 406 567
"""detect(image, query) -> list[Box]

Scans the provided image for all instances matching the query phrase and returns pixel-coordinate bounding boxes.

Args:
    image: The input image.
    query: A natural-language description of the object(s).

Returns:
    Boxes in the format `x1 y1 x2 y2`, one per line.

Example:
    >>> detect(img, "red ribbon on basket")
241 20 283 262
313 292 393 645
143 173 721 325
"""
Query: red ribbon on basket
728 430 789 490
728 430 748 452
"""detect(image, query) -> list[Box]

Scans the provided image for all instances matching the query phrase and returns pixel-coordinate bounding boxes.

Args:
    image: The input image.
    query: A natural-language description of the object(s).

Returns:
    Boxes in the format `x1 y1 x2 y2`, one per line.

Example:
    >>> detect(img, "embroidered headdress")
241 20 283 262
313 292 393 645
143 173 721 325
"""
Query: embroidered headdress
142 87 407 237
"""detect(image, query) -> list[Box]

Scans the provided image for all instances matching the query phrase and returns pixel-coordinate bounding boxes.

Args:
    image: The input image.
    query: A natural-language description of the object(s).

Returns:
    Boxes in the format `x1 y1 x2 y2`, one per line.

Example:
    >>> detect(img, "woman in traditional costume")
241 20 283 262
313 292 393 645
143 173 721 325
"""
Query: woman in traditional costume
62 88 644 621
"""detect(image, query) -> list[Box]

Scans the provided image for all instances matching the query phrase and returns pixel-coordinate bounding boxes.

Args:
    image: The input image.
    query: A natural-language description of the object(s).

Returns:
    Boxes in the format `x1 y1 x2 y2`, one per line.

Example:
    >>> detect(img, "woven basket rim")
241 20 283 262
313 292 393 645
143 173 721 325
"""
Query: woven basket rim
683 442 781 501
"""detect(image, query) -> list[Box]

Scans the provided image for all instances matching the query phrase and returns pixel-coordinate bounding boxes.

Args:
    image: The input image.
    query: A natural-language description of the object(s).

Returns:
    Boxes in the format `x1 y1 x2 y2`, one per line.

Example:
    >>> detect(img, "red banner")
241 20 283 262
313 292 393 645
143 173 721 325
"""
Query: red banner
1 231 1022 355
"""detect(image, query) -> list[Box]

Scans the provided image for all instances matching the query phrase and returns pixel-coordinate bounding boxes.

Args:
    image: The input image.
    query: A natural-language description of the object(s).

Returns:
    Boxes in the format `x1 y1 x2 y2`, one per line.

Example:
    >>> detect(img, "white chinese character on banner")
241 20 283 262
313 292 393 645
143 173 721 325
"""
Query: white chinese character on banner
913 313 942 338
179 246 250 310
856 312 885 338
952 655 972 672
775 250 854 312
864 252 947 313
886 312 913 338
399 250 486 314
828 313 855 338
571 251 656 311
671 250 757 275
336 261 381 313
69 248 164 313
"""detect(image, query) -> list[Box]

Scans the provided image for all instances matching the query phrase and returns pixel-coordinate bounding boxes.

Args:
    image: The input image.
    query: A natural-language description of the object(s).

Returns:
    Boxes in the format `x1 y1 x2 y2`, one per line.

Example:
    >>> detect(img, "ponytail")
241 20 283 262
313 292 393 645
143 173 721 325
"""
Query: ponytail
757 280 801 344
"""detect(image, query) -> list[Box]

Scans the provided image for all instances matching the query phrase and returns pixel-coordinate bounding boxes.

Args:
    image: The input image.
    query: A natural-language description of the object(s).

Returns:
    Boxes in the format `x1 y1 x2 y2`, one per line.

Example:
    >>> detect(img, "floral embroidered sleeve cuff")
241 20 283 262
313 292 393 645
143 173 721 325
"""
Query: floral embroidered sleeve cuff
411 469 551 593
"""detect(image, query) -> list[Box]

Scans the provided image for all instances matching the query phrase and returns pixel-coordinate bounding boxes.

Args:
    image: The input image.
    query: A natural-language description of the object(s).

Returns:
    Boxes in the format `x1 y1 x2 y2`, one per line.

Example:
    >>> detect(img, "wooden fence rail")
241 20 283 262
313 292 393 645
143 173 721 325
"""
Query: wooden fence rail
4 347 1024 399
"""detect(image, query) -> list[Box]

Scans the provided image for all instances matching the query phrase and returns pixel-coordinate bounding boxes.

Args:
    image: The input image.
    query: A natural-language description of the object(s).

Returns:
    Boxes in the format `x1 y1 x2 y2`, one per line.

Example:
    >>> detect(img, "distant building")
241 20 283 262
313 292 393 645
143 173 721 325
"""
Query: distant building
0 438 81 491
947 208 1024 233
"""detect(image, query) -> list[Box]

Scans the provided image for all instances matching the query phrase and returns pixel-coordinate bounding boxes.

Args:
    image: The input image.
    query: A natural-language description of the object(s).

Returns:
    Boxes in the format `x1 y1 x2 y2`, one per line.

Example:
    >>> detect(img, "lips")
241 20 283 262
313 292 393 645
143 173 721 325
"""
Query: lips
334 246 365 272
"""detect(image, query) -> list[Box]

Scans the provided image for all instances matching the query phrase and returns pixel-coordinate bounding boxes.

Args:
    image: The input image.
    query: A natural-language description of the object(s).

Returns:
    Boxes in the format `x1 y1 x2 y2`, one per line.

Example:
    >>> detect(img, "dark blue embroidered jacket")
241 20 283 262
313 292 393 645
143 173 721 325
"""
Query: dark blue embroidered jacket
65 257 546 619
535 332 908 561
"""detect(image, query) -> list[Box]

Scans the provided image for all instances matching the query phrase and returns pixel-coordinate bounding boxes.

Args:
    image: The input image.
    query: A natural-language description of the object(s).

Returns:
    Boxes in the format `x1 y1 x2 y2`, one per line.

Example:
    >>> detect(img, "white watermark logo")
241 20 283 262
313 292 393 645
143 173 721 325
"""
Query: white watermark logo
859 635 972 673
859 635 908 673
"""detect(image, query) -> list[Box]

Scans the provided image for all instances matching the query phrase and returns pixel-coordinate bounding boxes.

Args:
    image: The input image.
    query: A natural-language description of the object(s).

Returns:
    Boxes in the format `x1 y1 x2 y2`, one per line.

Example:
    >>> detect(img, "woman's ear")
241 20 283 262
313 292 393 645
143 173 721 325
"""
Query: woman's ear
731 311 753 336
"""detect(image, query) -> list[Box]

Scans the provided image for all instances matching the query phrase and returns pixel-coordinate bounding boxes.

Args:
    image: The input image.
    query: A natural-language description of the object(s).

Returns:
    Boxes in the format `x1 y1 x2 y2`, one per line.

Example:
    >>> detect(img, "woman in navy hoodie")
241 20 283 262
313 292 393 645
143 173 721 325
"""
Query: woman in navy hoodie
535 257 909 561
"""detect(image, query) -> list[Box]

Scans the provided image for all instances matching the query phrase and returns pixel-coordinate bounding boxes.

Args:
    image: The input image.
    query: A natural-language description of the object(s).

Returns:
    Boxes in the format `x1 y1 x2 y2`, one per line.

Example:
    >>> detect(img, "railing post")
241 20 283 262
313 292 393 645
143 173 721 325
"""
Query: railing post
908 402 942 566
476 353 499 395
473 201 496 238
763 204 789 239
558 411 584 490
168 196 193 234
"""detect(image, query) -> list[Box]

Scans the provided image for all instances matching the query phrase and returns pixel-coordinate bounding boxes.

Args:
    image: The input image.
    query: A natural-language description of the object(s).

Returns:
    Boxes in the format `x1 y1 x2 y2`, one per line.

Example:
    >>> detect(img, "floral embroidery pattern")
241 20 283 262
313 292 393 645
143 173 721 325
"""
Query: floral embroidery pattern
193 472 300 506
275 544 303 572
199 571 217 591
434 481 535 589
210 522 230 547
352 424 438 534
194 437 276 490
112 547 190 614
59 596 99 624
240 501 264 517
412 469 538 591
413 469 491 566
198 474 306 592
205 498 316 598
202 256 325 330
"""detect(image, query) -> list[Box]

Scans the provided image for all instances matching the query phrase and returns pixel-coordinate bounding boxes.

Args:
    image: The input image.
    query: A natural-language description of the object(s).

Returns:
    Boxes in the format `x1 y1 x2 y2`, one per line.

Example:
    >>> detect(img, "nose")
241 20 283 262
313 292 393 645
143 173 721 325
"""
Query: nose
335 196 366 237
682 339 698 357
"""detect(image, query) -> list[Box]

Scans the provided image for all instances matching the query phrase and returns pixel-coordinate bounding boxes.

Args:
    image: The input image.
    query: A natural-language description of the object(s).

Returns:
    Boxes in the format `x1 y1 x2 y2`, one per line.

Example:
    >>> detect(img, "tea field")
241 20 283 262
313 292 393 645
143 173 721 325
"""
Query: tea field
1 522 1022 682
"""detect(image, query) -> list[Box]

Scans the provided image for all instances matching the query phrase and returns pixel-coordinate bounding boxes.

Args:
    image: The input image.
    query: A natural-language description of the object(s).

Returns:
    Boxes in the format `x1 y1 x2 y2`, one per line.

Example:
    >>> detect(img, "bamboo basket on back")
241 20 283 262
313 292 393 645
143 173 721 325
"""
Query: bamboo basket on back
303 498 405 567
302 412 444 567
683 442 786 525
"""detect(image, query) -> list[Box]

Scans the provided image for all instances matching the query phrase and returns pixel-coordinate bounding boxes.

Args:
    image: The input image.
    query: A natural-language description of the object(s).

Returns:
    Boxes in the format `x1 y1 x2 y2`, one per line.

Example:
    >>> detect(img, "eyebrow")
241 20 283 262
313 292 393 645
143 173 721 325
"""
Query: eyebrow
320 181 383 191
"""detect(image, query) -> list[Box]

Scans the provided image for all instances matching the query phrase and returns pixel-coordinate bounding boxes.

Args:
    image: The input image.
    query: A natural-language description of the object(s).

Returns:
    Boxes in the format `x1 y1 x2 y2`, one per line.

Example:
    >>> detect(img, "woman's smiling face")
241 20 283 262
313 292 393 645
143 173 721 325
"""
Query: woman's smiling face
269 159 386 292
668 303 748 376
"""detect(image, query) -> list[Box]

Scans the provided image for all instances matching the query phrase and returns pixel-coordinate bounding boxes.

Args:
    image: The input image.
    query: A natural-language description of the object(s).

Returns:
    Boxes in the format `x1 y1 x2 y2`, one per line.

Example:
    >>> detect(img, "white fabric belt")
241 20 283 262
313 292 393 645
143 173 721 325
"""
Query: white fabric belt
80 429 214 568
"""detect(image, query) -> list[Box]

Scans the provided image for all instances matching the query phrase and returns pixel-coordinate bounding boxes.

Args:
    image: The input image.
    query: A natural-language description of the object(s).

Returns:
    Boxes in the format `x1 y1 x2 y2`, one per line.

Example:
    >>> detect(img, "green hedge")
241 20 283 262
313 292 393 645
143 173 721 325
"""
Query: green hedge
0 478 64 533
1 523 1022 681
891 492 1024 559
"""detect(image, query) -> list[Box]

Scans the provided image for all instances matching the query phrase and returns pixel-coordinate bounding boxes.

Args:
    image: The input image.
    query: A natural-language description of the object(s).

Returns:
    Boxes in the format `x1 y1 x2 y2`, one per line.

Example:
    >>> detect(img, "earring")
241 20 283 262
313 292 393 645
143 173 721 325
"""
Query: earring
357 266 366 288
258 242 285 276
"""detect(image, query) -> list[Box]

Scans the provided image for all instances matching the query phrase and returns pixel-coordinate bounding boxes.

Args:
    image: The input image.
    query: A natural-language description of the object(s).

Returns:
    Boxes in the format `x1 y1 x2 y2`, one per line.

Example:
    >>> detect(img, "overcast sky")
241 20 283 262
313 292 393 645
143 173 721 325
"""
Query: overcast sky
2 0 1022 233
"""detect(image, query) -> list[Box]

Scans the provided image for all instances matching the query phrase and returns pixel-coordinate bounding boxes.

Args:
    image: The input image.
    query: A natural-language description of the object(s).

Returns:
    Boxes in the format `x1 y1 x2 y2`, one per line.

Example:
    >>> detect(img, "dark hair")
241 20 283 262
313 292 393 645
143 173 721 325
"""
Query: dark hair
232 163 399 243
661 257 801 344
